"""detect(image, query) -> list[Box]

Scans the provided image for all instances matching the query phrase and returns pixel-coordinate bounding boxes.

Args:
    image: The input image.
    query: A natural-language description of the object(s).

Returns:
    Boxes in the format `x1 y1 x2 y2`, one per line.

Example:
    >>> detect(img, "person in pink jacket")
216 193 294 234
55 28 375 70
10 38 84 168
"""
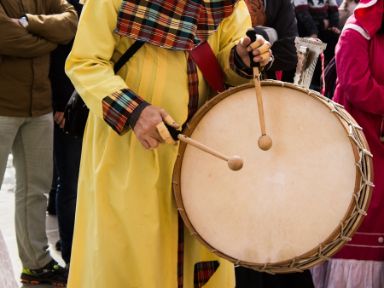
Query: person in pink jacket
311 0 384 287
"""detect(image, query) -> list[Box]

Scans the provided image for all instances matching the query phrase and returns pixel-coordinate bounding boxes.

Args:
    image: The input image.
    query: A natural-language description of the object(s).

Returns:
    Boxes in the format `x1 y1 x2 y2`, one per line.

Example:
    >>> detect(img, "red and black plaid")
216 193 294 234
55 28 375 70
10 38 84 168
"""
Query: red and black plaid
115 0 238 51
187 55 199 121
102 88 145 134
194 261 220 287
177 216 184 288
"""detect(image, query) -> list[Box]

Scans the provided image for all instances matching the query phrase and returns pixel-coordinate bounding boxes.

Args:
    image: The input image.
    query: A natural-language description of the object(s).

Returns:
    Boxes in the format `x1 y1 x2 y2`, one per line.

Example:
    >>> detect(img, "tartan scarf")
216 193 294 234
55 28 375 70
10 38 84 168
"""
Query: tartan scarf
244 0 266 26
115 0 238 50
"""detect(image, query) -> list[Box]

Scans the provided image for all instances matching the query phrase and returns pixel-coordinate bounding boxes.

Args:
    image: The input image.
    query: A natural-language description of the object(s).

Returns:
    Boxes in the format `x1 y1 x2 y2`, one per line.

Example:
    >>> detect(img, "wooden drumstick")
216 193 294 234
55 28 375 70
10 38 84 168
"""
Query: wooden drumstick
246 29 272 151
157 122 244 171
178 134 243 171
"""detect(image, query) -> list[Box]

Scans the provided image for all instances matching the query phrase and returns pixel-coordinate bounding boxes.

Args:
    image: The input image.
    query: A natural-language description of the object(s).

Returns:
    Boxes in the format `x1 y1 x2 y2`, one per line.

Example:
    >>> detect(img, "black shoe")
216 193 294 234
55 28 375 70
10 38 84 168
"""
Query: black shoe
21 259 67 287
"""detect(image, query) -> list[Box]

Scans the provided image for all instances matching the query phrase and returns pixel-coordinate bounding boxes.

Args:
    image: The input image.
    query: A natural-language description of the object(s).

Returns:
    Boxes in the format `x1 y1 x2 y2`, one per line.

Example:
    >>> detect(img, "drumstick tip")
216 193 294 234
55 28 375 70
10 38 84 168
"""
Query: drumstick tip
228 156 244 171
258 135 272 151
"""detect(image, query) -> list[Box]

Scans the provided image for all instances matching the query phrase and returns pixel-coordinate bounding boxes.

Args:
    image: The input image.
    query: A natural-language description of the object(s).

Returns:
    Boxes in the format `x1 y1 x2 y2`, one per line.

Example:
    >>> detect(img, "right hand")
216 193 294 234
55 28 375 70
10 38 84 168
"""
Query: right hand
133 105 178 149
54 111 65 129
236 34 272 68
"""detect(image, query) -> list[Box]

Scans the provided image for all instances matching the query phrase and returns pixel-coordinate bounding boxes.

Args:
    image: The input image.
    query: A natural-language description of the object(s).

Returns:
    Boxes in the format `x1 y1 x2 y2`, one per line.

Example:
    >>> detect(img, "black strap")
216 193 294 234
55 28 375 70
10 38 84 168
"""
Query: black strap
114 40 145 73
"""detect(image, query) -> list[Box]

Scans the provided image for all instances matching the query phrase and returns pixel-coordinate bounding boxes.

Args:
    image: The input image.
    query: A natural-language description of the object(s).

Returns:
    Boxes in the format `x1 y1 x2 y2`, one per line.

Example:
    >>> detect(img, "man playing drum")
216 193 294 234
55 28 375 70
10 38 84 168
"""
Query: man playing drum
65 0 272 287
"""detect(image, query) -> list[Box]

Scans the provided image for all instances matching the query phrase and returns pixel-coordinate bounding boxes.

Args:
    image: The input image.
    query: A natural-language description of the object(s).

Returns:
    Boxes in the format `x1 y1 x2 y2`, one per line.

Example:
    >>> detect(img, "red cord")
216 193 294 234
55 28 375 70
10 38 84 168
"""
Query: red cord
320 52 325 95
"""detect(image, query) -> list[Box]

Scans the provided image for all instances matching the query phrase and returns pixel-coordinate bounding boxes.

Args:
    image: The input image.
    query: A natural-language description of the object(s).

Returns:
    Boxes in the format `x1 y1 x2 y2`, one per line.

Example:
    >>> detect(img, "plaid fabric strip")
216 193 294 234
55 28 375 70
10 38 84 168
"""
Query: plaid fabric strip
102 88 146 134
187 55 199 121
177 216 184 288
196 0 240 40
244 0 266 26
115 0 237 50
194 261 220 288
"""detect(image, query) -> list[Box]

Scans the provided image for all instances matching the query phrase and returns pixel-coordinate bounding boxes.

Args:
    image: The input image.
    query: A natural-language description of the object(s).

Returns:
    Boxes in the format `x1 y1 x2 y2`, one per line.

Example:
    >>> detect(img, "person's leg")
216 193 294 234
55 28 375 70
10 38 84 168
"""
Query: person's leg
12 113 53 269
54 124 82 264
0 116 20 190
0 229 18 288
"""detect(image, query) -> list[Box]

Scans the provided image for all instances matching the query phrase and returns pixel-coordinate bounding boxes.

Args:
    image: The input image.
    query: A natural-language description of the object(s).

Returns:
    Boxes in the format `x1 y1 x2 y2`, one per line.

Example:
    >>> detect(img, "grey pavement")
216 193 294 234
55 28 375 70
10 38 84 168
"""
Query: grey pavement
0 154 64 288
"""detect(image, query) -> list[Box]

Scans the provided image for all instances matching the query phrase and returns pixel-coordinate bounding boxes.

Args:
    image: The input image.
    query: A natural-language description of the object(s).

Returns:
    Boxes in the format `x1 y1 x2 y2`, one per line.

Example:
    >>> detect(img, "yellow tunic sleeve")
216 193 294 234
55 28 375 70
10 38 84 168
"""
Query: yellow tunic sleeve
65 0 145 134
215 0 253 87
66 0 252 135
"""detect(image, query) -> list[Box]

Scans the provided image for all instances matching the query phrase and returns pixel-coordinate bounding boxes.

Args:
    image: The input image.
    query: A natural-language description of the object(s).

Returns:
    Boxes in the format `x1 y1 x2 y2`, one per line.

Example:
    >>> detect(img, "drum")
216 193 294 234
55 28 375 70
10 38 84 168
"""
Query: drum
173 80 373 273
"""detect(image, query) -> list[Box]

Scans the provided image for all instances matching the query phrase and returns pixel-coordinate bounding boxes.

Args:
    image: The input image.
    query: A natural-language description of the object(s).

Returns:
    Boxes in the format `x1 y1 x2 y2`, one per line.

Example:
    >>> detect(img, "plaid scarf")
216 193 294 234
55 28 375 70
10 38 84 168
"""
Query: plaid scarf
115 0 238 50
244 0 266 26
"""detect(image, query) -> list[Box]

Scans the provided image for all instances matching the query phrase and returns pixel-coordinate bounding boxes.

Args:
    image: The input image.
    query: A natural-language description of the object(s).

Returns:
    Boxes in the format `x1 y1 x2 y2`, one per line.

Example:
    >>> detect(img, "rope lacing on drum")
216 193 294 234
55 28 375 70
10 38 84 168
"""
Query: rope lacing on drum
340 222 353 241
356 154 374 188
317 245 329 261
331 105 363 130
352 193 368 216
287 259 304 273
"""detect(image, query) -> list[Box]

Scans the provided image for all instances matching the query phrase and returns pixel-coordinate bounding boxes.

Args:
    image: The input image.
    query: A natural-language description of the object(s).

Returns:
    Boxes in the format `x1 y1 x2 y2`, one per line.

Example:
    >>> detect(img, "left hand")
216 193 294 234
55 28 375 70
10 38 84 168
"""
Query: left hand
236 34 272 68
54 111 66 129
328 26 341 34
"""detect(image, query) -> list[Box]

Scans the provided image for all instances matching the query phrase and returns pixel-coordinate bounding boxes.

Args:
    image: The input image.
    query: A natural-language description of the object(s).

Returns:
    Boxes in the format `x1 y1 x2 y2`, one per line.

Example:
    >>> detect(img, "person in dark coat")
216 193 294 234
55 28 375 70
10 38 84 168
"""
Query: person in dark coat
293 0 340 91
49 0 83 268
245 0 298 82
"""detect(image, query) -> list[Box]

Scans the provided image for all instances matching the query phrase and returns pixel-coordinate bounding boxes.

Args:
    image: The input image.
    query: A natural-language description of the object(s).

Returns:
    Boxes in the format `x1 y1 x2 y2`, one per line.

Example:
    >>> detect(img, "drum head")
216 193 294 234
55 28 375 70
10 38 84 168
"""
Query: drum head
173 81 372 272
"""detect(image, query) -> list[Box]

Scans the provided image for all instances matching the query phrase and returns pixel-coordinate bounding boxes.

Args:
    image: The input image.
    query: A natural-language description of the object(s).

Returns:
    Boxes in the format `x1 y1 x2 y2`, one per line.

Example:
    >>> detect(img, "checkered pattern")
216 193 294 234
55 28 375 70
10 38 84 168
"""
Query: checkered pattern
177 216 220 288
115 0 237 50
102 89 146 134
194 261 220 287
187 55 199 121
177 217 184 288
244 0 266 26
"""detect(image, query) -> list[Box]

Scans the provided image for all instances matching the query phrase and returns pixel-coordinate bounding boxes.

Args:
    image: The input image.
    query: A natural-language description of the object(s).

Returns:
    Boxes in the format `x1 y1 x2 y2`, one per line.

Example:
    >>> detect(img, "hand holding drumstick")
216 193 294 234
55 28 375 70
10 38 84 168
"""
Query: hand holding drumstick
236 29 273 150
133 106 243 170
156 118 244 171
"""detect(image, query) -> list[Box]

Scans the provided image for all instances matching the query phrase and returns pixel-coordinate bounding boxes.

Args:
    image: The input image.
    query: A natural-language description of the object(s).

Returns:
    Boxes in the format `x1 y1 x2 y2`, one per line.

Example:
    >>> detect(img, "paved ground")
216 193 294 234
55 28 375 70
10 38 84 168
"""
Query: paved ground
0 154 63 287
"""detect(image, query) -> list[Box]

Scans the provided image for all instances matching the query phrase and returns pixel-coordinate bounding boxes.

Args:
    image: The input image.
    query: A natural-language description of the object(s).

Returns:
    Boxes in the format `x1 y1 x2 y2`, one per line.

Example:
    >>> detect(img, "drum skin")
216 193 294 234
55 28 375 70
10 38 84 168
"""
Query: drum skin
173 80 373 273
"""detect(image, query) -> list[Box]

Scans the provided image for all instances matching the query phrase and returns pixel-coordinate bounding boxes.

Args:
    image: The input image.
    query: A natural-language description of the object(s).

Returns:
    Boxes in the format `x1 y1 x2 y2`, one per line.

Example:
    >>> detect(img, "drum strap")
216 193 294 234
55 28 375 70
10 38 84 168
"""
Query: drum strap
189 41 226 93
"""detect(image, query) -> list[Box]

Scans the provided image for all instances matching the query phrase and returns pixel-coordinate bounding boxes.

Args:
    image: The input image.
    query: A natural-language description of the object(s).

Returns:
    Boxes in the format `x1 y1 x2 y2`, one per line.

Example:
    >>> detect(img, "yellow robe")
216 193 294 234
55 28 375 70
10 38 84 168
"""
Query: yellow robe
65 0 251 287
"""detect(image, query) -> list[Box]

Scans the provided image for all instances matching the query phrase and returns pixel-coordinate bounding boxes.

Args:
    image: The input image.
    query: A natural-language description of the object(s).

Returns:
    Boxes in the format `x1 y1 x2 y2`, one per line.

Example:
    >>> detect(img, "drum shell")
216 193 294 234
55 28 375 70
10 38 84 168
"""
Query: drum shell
173 80 373 273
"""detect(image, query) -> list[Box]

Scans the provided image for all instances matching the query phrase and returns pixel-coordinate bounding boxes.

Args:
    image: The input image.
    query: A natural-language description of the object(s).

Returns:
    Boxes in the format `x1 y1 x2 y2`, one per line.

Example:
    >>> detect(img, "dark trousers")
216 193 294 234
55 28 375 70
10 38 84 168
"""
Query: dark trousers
235 267 314 288
53 124 82 264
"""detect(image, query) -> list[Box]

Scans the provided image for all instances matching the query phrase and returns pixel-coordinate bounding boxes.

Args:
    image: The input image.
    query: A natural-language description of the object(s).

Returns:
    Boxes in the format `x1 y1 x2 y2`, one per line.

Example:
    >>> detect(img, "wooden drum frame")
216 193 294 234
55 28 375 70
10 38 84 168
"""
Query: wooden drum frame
173 80 373 273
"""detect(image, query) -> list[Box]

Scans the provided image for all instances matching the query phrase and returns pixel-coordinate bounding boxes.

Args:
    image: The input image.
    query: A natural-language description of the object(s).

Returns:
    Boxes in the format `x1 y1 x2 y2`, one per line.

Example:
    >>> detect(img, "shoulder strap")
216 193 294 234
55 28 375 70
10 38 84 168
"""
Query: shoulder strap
114 40 145 73
189 41 226 93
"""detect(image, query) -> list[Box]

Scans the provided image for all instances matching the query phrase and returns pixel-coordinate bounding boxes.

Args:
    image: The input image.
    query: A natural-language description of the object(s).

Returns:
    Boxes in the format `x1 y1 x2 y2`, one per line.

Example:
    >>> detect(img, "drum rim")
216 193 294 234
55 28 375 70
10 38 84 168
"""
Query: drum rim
172 80 373 273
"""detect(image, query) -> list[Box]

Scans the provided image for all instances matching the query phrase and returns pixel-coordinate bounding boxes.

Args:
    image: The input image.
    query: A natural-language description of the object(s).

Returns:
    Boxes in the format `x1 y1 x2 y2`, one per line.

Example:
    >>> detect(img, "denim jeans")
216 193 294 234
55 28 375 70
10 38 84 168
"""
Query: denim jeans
53 124 82 264
0 114 53 269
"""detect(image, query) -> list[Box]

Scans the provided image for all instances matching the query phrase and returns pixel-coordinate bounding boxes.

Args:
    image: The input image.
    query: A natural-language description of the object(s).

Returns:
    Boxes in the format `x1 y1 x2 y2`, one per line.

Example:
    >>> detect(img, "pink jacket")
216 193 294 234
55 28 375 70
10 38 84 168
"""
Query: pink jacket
333 0 384 261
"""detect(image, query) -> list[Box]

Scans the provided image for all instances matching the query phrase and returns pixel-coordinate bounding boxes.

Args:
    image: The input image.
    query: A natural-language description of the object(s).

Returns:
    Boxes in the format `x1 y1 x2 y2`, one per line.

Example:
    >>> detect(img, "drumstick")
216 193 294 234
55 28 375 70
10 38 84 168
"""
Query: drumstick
246 29 272 151
158 123 244 171
178 134 243 171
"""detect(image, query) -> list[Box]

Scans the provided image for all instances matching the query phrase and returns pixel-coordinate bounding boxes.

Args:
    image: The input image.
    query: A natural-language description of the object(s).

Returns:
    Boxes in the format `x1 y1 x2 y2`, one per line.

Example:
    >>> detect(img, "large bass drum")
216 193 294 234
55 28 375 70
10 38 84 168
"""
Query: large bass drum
172 80 373 273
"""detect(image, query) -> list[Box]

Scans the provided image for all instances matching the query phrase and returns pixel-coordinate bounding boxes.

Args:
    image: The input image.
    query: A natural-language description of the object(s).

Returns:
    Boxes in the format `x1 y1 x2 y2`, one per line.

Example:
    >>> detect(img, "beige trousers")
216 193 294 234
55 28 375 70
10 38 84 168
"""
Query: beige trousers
0 113 53 269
